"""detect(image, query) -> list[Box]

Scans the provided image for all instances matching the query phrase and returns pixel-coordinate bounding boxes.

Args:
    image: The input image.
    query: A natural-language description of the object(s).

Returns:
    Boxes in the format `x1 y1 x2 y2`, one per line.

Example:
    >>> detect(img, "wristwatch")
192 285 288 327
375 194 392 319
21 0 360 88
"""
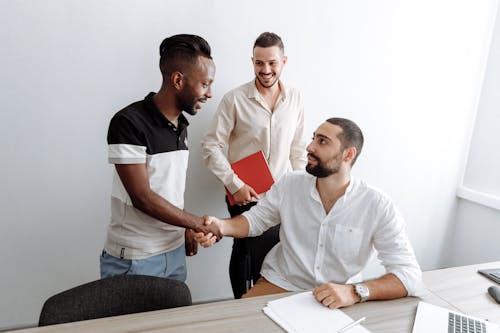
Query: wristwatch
353 283 370 303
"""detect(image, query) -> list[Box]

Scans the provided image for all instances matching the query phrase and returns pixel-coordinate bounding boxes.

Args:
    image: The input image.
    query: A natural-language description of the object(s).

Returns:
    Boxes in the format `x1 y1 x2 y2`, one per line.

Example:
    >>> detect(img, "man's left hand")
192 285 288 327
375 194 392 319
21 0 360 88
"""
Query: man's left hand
312 282 360 309
185 229 198 256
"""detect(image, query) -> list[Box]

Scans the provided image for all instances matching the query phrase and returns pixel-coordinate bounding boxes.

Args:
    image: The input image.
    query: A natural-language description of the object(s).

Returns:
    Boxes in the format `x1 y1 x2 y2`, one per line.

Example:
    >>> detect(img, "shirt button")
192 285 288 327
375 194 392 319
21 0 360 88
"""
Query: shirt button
319 244 324 247
316 266 320 270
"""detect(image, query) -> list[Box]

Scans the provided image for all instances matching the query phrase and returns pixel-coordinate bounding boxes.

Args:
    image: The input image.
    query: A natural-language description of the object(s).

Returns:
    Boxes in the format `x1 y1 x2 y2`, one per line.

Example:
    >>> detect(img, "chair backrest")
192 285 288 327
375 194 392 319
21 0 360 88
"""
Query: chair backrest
38 275 192 326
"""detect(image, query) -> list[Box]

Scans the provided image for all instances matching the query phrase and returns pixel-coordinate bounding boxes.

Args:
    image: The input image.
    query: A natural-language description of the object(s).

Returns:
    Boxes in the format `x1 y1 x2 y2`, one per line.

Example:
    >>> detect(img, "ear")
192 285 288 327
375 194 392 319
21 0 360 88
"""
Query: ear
171 71 184 90
282 55 288 65
343 147 357 165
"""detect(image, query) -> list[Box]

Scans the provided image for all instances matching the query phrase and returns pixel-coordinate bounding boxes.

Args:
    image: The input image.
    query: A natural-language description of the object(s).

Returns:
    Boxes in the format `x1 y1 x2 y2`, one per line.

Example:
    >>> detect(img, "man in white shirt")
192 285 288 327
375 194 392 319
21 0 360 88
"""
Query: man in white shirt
196 118 422 309
201 32 307 298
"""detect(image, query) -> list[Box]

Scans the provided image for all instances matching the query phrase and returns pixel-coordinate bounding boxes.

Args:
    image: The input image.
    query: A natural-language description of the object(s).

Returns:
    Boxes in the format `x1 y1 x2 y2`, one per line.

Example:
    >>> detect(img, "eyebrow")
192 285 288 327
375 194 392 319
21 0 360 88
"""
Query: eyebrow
313 132 332 142
254 59 279 63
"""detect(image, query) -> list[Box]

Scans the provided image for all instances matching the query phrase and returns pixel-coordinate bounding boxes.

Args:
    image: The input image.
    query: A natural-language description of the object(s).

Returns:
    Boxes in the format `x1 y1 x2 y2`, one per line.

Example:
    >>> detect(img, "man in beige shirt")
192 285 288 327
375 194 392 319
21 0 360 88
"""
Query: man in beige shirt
201 32 307 298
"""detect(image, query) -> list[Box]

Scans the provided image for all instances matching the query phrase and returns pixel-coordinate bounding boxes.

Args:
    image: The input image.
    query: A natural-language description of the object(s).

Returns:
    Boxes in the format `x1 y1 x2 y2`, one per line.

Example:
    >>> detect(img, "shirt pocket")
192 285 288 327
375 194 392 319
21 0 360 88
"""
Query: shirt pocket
332 224 364 263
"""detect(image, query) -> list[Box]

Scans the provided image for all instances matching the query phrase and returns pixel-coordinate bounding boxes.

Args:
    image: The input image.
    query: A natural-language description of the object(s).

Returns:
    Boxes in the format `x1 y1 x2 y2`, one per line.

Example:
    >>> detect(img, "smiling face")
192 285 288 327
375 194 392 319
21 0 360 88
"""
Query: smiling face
178 56 216 115
306 122 354 178
252 46 287 90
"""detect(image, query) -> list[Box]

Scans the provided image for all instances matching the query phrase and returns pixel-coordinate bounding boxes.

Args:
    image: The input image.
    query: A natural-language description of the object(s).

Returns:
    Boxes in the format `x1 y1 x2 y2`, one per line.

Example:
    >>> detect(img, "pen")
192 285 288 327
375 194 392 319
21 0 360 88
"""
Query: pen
337 316 366 333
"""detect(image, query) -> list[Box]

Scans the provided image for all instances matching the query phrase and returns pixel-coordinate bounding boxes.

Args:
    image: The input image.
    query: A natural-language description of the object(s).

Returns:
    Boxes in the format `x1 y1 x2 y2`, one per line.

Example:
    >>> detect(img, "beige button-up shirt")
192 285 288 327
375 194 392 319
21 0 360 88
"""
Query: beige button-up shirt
201 80 307 194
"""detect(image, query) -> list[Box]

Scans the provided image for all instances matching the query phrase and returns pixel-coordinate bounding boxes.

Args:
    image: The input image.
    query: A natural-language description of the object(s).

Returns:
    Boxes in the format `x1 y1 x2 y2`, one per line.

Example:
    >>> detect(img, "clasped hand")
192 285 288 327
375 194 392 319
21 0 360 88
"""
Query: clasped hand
193 215 223 242
194 216 222 248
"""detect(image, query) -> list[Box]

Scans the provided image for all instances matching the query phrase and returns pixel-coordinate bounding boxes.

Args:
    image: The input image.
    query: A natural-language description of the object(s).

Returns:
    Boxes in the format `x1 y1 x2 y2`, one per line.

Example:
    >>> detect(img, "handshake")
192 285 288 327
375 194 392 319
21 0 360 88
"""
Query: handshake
194 216 225 248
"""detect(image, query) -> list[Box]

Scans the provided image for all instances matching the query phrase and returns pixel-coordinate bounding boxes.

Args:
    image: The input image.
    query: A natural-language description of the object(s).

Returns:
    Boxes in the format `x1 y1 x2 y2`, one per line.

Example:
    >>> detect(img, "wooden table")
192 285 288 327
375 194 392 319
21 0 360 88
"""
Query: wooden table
9 262 500 333
423 261 500 324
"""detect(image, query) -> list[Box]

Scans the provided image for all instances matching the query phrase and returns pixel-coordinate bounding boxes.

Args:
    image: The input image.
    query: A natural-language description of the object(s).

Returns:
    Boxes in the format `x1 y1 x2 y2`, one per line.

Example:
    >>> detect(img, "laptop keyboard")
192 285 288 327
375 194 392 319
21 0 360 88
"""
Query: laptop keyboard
449 312 487 333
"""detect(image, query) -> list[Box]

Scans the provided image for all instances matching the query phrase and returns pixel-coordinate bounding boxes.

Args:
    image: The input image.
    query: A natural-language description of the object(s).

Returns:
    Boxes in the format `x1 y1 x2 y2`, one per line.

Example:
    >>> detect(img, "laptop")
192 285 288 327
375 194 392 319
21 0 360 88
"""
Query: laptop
478 269 500 284
412 301 500 333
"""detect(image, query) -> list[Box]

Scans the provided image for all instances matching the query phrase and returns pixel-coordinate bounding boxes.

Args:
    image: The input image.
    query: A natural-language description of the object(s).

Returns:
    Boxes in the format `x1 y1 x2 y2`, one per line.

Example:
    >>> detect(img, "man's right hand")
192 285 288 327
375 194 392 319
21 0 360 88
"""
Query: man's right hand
193 215 223 242
233 184 260 206
194 216 223 247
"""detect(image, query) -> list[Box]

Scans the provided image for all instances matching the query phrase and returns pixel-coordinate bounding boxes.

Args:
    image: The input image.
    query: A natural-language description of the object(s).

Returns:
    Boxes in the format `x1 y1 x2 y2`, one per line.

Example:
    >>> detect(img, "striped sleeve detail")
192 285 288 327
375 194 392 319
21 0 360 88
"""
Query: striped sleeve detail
108 144 146 164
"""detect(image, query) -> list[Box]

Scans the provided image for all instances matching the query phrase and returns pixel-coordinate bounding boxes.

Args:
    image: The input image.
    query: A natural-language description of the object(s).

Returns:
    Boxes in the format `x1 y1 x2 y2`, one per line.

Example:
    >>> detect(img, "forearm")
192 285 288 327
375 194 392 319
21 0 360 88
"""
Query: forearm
131 190 203 230
115 163 208 233
220 215 250 238
314 273 408 309
364 273 408 301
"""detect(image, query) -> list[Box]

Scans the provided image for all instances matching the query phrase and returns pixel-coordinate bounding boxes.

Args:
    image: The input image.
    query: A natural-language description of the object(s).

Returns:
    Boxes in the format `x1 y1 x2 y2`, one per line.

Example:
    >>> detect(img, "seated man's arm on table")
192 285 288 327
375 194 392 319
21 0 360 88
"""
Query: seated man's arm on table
313 273 407 309
371 201 423 297
314 199 422 309
115 164 222 240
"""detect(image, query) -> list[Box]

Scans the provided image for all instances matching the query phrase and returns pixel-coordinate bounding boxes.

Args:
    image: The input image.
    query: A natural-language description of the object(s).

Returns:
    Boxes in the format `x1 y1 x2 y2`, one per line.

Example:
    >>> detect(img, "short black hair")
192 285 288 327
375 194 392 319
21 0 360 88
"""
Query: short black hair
326 117 364 166
253 32 284 54
159 34 212 77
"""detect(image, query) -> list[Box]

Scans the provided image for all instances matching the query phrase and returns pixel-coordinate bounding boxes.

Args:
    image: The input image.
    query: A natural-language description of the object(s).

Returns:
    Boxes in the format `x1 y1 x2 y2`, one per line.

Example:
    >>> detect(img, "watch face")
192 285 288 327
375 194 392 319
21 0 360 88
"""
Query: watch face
355 284 369 300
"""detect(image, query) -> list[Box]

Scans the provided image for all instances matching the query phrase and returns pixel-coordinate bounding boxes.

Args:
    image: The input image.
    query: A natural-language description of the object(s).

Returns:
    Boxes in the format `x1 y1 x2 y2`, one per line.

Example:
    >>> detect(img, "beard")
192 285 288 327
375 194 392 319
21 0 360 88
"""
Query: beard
305 153 340 178
181 95 206 116
182 103 198 116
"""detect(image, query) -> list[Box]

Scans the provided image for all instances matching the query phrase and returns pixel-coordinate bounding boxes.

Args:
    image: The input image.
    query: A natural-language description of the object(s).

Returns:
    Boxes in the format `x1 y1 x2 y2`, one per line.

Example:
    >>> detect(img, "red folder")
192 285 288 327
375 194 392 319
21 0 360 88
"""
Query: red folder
225 151 275 206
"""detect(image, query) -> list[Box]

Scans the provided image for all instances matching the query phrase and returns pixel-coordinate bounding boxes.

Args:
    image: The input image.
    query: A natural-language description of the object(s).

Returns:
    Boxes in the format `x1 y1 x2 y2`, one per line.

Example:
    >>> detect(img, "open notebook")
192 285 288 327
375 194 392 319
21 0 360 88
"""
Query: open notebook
263 292 371 333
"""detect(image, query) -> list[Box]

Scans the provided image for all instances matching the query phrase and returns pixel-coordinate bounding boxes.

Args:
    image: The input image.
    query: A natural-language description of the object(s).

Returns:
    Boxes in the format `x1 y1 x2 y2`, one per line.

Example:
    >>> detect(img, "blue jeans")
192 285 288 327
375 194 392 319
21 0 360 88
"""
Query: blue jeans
100 244 187 282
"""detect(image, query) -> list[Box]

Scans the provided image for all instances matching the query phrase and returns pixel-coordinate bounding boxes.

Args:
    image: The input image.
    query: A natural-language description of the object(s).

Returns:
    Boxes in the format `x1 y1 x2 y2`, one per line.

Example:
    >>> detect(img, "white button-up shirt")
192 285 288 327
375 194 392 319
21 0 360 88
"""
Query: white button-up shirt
243 171 423 296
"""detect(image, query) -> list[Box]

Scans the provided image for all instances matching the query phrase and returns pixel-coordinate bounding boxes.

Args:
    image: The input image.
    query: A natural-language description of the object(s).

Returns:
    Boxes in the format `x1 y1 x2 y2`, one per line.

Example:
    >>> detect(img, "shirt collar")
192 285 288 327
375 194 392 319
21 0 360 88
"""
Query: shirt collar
340 177 355 204
246 79 288 101
144 92 190 131
309 175 355 206
177 113 189 131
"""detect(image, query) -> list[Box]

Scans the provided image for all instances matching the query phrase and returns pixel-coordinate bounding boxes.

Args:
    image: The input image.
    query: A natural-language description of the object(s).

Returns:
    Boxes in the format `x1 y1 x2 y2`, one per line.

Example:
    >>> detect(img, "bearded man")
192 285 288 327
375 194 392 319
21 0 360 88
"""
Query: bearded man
196 118 423 309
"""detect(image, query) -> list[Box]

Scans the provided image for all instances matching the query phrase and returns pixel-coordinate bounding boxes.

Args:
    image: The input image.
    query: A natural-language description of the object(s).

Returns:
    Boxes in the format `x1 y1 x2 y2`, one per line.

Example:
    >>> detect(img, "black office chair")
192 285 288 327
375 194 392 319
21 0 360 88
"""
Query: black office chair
38 275 192 326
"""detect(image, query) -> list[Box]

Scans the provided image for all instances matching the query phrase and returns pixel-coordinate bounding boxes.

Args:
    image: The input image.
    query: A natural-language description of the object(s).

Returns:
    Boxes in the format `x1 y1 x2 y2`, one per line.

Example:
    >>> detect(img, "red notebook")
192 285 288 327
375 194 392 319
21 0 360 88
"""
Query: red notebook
225 151 275 206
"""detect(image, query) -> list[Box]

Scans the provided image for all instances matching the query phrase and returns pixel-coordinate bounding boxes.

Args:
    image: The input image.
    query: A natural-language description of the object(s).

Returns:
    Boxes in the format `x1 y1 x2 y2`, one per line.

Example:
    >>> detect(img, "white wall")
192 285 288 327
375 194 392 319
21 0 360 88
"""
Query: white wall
446 3 500 267
462 3 500 199
0 0 497 329
447 200 500 266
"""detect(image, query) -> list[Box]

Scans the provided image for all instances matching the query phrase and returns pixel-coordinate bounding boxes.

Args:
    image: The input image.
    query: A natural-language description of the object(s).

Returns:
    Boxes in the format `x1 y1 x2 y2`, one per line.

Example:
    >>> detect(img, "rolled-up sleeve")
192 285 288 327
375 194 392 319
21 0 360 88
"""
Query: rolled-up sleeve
242 175 285 236
373 201 424 297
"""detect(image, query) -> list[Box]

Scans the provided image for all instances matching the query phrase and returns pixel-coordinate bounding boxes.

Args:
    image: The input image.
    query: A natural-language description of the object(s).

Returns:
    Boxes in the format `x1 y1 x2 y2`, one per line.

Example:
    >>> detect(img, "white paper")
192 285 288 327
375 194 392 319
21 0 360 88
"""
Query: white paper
263 291 371 333
263 306 296 332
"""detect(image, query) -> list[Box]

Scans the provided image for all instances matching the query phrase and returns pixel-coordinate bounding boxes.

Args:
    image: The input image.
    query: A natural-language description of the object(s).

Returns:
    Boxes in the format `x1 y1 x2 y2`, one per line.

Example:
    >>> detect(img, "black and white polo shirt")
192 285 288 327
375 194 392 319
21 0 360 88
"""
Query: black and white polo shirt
105 92 189 259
